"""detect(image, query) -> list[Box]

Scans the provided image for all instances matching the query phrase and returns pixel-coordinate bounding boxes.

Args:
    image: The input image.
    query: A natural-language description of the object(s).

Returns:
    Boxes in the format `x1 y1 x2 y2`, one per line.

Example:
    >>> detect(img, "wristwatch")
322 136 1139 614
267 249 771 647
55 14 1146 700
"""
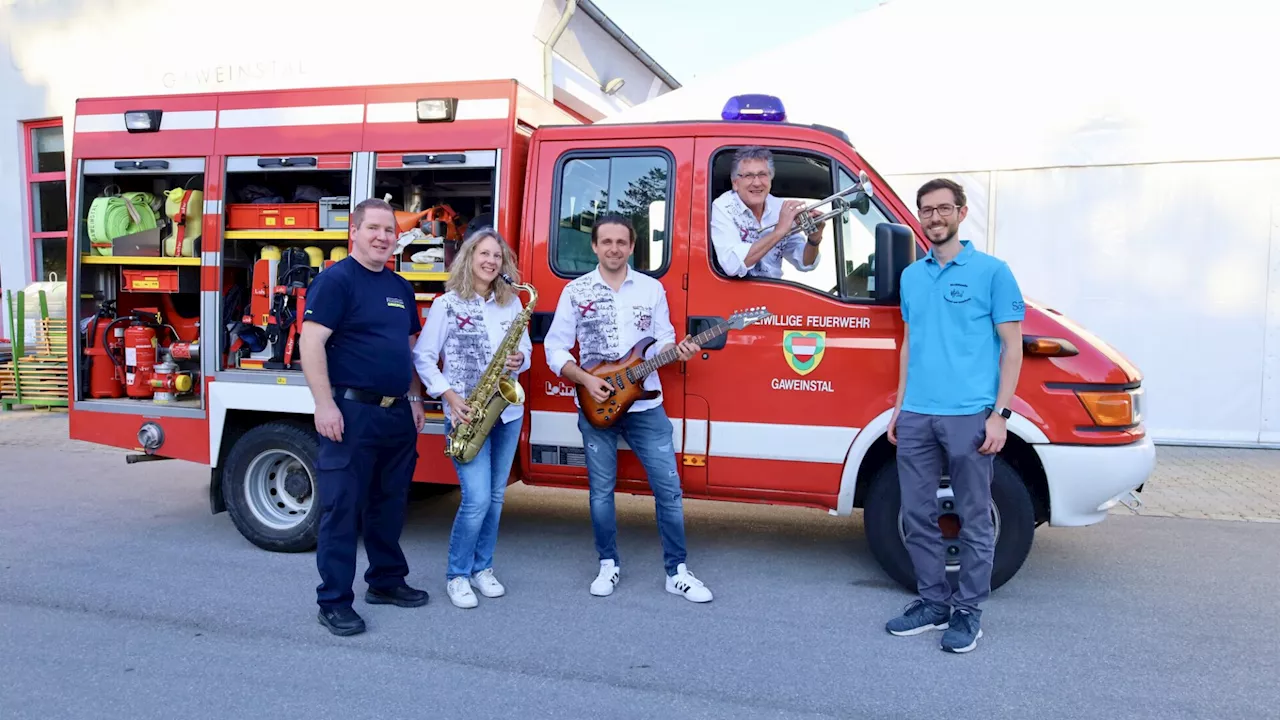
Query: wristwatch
992 406 1011 419
407 395 424 403
807 234 822 247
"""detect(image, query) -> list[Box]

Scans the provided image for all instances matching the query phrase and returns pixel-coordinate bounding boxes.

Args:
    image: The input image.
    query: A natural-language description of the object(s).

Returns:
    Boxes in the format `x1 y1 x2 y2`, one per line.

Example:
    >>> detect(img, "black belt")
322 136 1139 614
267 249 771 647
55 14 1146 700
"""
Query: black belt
332 387 406 408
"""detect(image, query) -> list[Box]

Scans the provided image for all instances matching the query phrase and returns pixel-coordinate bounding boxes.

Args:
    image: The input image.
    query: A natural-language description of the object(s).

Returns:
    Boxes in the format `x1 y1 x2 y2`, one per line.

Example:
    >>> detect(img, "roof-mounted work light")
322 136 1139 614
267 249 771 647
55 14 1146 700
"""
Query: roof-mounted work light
124 110 162 133
416 98 458 123
721 94 786 122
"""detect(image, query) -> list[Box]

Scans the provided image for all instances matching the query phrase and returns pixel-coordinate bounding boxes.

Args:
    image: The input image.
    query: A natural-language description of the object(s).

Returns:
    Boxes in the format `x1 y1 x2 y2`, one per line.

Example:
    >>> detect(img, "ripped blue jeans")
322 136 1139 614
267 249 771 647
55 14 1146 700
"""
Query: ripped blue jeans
577 405 687 576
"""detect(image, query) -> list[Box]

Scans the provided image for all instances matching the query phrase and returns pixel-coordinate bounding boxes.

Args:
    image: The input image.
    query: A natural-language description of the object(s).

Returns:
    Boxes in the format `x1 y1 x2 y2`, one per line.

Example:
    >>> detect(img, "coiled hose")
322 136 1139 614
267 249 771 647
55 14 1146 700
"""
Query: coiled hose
87 191 160 256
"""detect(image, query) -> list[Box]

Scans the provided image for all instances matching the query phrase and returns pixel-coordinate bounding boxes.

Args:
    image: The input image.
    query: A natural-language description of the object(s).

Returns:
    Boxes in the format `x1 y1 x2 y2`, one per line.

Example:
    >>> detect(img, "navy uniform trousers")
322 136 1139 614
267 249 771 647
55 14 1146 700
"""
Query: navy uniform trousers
314 395 419 610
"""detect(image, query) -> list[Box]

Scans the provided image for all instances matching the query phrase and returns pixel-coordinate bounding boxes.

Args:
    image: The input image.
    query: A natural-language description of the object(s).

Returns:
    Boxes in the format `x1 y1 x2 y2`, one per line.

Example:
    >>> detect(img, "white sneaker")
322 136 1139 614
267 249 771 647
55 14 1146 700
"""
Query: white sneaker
590 560 620 597
447 577 478 609
666 563 713 603
469 568 505 598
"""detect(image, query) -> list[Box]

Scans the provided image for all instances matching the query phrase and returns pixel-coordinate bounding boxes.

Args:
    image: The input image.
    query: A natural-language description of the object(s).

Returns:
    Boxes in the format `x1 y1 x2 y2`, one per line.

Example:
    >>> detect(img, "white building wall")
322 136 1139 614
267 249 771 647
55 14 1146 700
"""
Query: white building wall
0 0 676 339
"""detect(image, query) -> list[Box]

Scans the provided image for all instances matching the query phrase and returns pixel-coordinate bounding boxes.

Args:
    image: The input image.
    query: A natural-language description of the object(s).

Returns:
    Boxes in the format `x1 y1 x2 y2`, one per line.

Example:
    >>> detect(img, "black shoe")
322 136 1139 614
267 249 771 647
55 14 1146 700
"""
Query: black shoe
365 584 429 608
317 606 366 636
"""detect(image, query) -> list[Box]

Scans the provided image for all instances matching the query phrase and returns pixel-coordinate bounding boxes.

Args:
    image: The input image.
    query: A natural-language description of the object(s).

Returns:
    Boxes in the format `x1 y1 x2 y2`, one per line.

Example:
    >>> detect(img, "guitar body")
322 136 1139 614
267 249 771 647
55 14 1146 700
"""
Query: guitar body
576 338 661 429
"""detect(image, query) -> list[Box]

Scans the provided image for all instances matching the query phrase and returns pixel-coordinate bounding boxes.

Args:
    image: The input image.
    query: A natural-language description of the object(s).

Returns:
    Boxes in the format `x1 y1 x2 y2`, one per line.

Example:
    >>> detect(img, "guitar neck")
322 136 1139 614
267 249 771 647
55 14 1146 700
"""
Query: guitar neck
630 323 729 381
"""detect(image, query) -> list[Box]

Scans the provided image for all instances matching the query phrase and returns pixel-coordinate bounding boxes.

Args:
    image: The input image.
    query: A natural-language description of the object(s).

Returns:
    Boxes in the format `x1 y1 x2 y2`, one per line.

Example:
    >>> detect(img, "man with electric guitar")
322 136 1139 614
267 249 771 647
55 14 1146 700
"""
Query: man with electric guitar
544 213 733 603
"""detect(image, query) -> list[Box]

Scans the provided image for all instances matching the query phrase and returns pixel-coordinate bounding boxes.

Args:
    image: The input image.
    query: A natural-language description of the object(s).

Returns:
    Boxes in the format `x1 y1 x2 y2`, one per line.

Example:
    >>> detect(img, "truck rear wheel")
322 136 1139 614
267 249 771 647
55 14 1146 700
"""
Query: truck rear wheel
863 456 1035 594
222 420 320 553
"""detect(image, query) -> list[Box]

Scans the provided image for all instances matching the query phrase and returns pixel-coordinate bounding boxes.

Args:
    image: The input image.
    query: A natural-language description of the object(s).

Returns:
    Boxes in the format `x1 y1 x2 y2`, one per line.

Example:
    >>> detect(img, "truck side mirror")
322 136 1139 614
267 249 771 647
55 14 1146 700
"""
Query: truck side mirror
873 223 916 304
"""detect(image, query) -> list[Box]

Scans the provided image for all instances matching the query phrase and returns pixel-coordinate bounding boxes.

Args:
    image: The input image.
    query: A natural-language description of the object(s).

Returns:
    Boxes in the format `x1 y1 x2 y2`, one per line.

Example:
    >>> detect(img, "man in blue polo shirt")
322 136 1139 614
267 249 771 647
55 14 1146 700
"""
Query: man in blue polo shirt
884 178 1025 654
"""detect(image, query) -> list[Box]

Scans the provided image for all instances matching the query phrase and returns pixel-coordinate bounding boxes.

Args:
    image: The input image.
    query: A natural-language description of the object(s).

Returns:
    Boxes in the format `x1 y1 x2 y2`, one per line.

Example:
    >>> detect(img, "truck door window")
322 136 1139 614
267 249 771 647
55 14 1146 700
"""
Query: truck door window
552 150 673 278
836 165 894 300
708 147 896 302
709 149 838 296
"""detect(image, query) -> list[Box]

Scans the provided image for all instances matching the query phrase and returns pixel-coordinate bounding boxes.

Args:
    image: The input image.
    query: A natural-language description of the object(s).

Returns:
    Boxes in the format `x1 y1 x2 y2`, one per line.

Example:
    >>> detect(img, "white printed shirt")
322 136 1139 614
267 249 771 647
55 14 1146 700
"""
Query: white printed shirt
413 290 532 426
544 265 676 414
710 189 820 279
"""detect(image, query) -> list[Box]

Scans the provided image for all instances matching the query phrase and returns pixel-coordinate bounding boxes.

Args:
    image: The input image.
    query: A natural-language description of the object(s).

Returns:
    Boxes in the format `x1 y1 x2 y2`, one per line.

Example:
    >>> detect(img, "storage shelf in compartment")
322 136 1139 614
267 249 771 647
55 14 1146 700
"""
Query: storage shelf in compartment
399 272 448 282
81 255 201 266
223 230 349 241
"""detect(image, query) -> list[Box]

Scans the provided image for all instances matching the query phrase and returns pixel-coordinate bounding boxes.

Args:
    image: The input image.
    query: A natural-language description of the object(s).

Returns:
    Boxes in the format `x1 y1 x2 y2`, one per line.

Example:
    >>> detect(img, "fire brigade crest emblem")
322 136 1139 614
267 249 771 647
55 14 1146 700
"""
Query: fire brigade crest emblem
782 330 825 376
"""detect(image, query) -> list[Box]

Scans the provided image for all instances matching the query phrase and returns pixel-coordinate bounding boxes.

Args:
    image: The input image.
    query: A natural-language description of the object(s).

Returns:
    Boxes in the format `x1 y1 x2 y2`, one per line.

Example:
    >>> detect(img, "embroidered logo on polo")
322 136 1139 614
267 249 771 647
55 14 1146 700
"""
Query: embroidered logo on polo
386 296 405 309
944 283 971 304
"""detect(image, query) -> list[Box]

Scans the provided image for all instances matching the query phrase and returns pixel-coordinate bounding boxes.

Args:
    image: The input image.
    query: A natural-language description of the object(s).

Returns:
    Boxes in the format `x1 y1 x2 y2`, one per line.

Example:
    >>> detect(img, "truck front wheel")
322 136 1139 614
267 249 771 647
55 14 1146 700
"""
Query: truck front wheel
221 420 320 553
863 456 1035 594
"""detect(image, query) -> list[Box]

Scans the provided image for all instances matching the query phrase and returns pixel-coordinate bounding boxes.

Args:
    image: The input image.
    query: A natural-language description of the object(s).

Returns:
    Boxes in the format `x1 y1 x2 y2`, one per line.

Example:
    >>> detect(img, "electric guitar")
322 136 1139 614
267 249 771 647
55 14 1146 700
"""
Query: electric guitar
576 307 772 429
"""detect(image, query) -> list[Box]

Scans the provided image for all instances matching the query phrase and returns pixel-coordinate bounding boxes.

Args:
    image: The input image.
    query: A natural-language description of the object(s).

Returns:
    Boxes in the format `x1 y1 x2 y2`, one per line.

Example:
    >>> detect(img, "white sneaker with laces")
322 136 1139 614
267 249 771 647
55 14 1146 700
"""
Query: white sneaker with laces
470 568 505 598
447 576 478 609
666 563 713 603
590 560 620 597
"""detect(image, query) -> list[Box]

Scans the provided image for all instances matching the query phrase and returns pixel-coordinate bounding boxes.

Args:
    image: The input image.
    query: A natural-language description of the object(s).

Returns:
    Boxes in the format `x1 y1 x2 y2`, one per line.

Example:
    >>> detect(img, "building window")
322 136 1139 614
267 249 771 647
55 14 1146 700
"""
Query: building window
25 120 68 282
551 150 672 278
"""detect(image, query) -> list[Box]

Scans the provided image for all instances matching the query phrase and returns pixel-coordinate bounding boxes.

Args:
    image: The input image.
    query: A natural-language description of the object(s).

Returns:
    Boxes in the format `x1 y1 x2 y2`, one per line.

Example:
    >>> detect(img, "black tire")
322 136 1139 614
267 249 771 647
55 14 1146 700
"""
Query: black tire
863 455 1035 594
221 420 321 553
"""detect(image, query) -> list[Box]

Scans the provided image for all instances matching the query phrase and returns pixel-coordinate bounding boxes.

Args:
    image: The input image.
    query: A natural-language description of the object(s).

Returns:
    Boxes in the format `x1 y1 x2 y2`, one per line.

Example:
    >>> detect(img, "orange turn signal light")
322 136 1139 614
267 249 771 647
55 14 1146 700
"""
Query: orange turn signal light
1077 391 1135 427
1023 336 1079 357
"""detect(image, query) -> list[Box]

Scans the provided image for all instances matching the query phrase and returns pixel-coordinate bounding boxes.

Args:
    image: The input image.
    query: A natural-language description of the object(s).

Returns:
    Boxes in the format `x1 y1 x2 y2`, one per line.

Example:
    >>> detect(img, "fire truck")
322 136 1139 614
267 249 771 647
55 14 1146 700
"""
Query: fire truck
64 79 1155 592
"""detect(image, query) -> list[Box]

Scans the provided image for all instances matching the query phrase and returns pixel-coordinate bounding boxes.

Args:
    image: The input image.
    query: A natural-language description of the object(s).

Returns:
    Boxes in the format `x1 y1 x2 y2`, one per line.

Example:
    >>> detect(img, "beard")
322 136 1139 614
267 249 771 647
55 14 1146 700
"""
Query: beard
925 222 957 245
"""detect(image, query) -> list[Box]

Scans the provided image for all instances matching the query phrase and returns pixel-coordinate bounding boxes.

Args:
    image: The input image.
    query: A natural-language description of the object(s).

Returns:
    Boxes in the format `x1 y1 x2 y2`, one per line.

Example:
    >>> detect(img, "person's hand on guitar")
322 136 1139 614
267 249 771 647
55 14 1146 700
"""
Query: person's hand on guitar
443 389 472 425
580 374 613 404
667 335 701 362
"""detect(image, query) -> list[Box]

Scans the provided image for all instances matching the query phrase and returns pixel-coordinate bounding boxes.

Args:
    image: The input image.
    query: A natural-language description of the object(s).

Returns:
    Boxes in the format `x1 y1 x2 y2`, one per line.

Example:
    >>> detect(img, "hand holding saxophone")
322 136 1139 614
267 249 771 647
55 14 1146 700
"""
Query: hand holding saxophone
504 352 524 373
443 390 473 425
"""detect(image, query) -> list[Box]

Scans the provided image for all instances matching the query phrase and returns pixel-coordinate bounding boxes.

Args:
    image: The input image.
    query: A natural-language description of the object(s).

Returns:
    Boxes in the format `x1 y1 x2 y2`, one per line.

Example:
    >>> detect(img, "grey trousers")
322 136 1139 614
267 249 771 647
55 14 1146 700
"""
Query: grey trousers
895 410 995 618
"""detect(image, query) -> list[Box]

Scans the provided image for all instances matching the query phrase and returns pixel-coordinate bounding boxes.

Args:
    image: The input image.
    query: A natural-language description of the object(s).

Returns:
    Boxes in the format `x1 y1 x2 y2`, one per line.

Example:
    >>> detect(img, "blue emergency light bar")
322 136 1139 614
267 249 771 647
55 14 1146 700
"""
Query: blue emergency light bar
721 94 786 122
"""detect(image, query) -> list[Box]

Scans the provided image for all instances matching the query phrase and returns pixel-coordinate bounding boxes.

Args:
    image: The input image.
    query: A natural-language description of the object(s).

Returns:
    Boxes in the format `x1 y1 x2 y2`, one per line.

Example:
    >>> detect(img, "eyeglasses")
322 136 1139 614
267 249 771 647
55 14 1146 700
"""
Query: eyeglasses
918 204 959 218
735 171 770 181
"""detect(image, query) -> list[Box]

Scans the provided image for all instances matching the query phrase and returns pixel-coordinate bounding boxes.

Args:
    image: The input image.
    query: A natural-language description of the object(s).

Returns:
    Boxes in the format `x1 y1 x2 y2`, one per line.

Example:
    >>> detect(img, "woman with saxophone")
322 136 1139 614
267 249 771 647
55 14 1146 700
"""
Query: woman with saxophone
412 227 532 609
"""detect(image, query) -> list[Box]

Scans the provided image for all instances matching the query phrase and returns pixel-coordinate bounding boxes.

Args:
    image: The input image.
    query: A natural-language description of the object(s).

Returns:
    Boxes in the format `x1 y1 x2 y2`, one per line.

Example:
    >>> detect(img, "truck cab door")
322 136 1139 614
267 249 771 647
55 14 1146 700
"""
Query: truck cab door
523 138 693 494
685 136 903 505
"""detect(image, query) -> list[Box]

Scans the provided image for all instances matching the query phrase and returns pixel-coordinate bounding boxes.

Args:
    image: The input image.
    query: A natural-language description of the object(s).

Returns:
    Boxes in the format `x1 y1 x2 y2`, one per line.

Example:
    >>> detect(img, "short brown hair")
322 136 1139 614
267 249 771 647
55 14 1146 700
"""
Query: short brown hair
916 178 966 209
591 212 635 245
350 198 395 229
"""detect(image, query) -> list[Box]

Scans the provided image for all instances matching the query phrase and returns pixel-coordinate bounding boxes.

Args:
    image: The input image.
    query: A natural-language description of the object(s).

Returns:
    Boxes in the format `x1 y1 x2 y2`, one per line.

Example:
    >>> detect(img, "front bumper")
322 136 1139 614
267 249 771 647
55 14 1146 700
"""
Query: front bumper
1036 435 1156 527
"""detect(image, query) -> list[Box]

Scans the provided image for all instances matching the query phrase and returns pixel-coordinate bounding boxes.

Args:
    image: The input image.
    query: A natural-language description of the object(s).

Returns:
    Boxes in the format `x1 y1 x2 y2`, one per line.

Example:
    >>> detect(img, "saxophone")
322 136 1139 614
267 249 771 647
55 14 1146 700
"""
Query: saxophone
444 273 537 463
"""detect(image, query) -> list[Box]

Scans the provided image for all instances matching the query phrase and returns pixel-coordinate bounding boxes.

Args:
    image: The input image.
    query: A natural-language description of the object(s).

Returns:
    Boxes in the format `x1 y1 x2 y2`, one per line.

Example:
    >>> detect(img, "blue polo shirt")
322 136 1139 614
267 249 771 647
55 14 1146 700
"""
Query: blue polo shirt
900 240 1024 415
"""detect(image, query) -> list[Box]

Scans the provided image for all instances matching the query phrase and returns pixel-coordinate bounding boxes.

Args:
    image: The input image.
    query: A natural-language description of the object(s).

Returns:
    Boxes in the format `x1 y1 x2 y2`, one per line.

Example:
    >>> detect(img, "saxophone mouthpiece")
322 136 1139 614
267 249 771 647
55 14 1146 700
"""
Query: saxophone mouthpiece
499 272 515 285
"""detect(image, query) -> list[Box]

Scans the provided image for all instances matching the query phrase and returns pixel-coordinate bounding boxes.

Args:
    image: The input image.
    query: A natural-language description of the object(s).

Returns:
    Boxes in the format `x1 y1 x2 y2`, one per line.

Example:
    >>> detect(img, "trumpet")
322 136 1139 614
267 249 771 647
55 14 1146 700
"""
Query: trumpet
759 170 875 237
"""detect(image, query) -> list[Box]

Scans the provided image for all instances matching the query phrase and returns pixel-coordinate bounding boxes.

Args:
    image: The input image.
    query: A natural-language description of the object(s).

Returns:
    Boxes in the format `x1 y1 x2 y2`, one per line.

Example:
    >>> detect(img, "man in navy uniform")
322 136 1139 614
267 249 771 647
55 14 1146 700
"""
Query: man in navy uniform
300 197 429 636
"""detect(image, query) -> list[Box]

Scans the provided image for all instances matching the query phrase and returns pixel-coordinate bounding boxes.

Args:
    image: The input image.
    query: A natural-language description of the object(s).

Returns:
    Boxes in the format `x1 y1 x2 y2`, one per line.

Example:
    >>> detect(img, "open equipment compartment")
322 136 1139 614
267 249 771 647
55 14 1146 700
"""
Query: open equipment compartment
371 148 499 420
220 153 355 374
74 156 207 412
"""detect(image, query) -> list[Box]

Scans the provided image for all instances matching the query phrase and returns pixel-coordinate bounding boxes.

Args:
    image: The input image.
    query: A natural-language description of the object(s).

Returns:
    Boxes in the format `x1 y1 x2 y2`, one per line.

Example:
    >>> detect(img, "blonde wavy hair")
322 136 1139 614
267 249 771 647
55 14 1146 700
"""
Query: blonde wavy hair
445 227 522 306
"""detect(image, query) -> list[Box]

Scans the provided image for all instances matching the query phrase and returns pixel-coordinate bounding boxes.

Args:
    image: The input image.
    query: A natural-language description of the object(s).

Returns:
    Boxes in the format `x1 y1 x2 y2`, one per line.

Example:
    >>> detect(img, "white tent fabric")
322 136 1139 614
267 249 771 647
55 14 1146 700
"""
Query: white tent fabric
604 0 1280 446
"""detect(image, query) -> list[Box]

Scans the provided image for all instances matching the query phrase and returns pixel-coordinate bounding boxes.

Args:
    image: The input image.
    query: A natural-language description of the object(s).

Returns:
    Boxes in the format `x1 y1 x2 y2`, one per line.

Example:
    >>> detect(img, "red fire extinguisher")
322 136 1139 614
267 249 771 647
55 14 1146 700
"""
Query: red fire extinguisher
84 301 125 399
124 317 160 399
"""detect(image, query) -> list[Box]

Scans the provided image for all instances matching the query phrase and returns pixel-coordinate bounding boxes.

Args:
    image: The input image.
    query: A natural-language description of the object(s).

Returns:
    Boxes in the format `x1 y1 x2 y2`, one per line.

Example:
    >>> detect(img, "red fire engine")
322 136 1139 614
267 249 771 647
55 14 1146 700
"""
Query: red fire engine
64 79 1155 591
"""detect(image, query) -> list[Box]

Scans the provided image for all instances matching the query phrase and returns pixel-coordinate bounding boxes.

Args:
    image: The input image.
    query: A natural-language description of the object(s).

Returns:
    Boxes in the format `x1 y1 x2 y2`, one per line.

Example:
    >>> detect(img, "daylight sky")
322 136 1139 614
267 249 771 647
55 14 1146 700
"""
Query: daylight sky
591 0 886 84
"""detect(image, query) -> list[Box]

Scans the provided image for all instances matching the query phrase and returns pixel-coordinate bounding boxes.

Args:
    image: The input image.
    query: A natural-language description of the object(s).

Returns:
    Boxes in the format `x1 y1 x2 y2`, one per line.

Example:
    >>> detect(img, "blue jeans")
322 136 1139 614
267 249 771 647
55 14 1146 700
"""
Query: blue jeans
443 415 523 580
577 405 688 576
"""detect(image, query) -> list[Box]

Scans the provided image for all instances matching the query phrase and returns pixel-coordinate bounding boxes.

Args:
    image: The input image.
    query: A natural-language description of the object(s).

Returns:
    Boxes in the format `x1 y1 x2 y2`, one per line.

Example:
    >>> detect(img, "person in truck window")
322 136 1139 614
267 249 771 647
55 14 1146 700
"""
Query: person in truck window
710 145 826 280
543 212 713 603
299 197 429 637
412 228 531 610
885 177 1025 654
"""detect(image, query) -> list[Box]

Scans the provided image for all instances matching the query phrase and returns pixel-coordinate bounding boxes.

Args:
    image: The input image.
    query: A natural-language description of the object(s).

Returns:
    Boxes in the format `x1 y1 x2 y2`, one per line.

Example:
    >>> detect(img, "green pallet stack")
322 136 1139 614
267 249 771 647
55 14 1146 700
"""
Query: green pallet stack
1 289 69 411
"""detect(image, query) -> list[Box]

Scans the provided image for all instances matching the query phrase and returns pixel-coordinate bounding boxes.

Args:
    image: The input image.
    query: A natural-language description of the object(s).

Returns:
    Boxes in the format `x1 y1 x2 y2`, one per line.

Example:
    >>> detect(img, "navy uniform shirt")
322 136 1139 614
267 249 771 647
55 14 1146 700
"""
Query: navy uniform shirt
303 256 422 397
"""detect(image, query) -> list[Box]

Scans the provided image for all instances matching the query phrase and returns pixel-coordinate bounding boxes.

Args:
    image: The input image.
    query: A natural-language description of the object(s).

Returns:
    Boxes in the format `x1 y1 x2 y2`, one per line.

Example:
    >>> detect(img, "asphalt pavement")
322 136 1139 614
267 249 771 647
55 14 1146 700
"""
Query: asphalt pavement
1 412 1277 719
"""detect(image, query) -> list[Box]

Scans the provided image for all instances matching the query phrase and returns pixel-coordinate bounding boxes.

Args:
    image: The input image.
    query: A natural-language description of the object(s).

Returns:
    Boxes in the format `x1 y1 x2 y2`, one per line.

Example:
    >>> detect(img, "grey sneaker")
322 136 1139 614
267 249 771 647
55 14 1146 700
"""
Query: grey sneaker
941 610 983 653
885 599 950 636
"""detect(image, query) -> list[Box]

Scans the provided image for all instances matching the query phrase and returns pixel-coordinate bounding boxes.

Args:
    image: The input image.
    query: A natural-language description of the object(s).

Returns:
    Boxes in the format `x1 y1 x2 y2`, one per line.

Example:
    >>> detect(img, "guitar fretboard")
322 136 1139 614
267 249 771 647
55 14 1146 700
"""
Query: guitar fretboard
625 323 729 384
